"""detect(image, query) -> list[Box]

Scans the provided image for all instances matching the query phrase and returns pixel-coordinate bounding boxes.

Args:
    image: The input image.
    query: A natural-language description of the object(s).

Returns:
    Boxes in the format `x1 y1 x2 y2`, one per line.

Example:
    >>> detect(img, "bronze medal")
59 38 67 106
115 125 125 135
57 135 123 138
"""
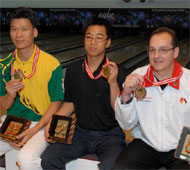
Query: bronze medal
102 65 112 78
135 87 146 100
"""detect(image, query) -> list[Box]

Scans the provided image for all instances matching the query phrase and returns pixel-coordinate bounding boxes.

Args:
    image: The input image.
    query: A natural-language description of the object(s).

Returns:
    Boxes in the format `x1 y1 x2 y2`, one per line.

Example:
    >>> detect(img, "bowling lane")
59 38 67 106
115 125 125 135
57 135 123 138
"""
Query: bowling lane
0 33 64 45
177 38 190 67
0 35 11 45
36 34 82 47
107 39 149 64
0 32 9 36
39 36 83 52
0 34 82 55
109 36 142 48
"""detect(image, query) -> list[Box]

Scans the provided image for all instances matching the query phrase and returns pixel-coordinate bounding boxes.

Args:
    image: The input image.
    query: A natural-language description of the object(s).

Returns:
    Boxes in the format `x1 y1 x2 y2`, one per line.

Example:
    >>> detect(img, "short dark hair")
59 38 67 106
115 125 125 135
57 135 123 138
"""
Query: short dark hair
150 27 178 47
8 7 38 28
83 18 112 39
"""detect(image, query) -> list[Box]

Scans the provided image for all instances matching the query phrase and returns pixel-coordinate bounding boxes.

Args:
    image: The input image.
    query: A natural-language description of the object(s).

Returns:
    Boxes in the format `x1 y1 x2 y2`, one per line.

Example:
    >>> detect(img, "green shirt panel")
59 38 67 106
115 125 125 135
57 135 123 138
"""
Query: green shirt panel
48 64 64 102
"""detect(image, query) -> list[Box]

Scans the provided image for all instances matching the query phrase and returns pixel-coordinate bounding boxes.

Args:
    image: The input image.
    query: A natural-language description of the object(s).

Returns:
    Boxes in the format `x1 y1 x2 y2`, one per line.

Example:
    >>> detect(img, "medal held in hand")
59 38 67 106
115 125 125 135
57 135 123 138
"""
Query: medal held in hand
11 69 24 80
135 87 146 100
102 65 112 78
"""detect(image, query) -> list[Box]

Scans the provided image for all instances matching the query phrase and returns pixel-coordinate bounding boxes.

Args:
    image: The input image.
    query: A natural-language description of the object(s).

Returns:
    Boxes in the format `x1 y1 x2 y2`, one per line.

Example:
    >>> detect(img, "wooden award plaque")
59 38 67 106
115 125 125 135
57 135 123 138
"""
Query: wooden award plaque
175 126 190 162
49 114 77 144
0 115 31 141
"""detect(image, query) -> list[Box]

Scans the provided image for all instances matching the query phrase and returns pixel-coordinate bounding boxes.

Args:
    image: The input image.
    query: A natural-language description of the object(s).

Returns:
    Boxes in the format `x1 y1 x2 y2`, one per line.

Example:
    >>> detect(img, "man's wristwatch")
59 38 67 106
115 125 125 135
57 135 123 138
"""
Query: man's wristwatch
120 97 133 105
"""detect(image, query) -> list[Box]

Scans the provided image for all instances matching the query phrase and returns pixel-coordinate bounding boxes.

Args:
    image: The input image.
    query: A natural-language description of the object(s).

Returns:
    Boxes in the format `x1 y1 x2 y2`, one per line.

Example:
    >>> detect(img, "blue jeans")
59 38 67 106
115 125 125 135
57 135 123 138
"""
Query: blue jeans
41 126 126 170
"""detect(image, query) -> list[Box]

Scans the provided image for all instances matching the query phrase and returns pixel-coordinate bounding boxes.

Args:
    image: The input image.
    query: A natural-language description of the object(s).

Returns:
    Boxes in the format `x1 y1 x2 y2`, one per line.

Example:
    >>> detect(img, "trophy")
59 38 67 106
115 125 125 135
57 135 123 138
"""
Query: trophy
134 87 146 100
102 65 112 78
0 115 31 141
49 114 77 144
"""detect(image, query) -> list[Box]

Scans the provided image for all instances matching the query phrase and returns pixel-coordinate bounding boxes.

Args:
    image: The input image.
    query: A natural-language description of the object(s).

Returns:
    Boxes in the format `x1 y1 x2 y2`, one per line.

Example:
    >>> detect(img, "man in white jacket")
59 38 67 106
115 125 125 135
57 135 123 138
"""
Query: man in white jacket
111 27 190 169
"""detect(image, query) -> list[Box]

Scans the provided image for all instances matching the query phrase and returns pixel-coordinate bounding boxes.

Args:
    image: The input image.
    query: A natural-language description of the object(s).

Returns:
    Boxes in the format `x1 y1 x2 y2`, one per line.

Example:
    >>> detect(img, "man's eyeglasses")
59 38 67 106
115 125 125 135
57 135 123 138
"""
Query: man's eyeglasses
85 35 108 43
147 47 176 56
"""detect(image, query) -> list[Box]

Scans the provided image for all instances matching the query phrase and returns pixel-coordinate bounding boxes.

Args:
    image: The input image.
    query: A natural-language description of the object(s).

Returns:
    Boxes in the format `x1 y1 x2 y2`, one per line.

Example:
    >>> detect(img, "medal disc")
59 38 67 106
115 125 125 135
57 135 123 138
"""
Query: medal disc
135 87 146 100
102 65 112 78
12 71 23 80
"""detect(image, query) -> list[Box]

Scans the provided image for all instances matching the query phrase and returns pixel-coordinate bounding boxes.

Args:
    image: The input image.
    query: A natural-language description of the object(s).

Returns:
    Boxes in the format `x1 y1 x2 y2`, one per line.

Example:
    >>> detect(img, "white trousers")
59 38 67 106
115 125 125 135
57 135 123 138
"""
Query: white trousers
0 116 49 170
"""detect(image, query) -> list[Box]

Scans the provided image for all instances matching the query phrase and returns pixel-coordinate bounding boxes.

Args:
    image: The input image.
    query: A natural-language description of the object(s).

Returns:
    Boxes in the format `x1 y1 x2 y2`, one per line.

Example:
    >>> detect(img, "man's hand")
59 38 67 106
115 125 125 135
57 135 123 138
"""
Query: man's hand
5 79 24 98
107 61 118 85
122 73 143 98
44 118 55 143
10 127 37 148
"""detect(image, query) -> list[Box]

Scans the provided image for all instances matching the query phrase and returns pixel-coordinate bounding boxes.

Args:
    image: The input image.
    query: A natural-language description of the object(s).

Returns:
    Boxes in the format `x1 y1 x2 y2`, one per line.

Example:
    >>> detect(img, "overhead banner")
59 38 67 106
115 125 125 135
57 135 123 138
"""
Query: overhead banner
0 8 189 29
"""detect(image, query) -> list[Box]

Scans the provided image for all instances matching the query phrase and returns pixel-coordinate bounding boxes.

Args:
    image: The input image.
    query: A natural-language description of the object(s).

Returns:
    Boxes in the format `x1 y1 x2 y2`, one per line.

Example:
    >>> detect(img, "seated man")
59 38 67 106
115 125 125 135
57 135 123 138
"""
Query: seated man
0 7 64 170
41 18 127 170
111 27 190 169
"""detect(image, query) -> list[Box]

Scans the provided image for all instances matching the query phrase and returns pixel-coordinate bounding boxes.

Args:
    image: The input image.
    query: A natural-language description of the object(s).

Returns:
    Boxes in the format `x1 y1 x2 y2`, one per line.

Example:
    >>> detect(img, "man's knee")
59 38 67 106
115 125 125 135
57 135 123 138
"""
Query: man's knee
41 150 63 169
17 150 40 169
17 153 31 168
41 151 52 169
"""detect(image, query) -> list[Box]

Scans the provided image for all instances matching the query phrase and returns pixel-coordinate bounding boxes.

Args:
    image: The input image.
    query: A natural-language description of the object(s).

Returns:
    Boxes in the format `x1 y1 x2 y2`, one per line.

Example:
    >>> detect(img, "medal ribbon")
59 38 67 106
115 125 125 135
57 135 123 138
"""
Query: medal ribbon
84 57 109 79
141 76 146 87
144 60 183 89
11 46 40 79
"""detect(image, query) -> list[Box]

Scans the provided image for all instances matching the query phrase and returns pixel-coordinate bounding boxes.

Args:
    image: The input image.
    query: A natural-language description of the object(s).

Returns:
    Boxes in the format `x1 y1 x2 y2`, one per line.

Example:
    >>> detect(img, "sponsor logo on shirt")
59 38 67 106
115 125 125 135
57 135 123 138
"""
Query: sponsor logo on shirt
137 97 152 102
180 97 187 104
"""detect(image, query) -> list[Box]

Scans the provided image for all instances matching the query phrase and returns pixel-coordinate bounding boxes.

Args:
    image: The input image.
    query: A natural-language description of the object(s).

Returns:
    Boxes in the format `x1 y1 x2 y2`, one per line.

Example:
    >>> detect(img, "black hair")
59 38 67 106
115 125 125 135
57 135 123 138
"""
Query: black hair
83 18 112 39
150 27 178 48
8 7 38 28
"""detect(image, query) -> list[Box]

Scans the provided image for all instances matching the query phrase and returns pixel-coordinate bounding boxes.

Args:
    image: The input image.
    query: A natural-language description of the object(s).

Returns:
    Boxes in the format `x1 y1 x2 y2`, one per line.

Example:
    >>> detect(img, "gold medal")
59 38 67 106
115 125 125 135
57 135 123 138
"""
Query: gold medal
12 70 23 80
102 65 112 78
135 87 146 100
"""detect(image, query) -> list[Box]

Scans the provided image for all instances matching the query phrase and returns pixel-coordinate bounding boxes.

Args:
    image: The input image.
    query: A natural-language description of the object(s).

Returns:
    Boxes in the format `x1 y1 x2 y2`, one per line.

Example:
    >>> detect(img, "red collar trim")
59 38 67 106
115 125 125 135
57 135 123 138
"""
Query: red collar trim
144 60 182 89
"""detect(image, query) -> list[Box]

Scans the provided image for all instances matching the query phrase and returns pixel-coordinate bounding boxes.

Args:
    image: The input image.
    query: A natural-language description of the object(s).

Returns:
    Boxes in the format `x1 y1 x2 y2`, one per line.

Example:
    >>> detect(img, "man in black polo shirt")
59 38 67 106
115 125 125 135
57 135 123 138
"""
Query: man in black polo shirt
41 18 127 170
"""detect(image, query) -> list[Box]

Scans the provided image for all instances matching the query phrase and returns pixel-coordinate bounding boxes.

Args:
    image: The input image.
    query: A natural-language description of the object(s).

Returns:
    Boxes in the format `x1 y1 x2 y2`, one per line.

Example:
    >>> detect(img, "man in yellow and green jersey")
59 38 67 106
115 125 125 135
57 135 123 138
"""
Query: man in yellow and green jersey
0 7 64 170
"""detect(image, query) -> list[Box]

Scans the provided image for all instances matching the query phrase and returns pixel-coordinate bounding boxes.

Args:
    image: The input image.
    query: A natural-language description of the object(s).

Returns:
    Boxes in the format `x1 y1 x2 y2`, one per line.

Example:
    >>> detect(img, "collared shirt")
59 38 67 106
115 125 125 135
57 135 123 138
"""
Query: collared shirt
115 64 190 152
0 46 64 121
64 57 127 131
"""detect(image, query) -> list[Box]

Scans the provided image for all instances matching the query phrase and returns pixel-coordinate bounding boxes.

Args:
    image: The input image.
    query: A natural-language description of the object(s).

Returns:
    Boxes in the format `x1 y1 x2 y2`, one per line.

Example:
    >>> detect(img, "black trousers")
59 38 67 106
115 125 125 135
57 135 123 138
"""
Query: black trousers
112 139 190 170
41 126 126 170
